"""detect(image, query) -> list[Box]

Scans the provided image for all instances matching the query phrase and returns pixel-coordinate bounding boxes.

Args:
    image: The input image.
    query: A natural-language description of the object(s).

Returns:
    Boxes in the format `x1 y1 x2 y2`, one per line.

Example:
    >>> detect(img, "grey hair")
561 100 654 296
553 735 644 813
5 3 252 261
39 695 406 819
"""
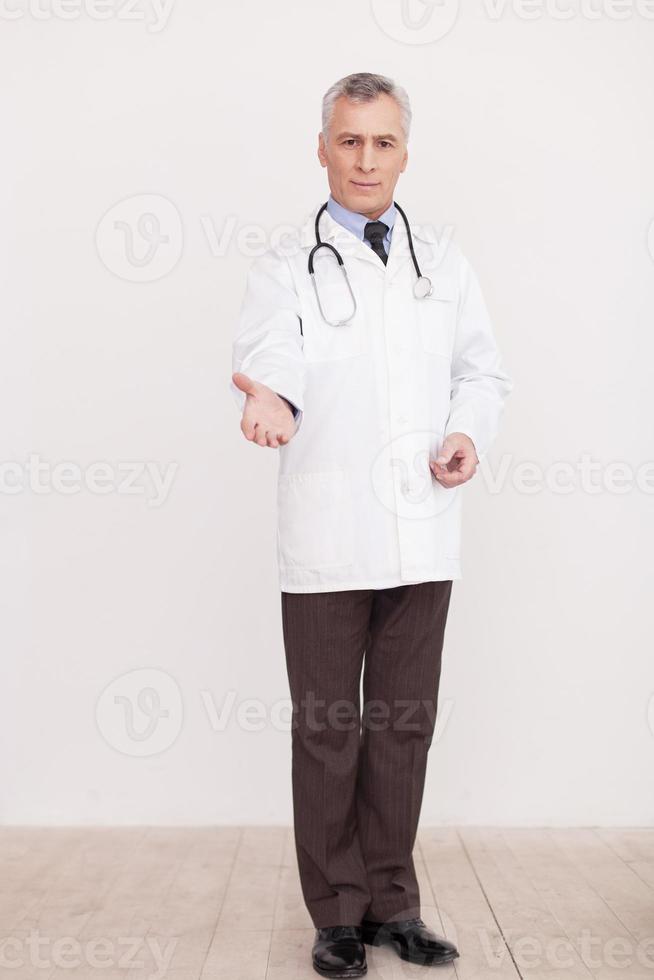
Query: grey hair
321 72 412 143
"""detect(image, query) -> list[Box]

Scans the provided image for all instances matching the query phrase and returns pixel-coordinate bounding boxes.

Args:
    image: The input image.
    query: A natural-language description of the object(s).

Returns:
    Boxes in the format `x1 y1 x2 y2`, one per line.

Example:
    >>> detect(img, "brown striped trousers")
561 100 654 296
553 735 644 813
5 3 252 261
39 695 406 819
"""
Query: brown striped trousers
280 580 453 928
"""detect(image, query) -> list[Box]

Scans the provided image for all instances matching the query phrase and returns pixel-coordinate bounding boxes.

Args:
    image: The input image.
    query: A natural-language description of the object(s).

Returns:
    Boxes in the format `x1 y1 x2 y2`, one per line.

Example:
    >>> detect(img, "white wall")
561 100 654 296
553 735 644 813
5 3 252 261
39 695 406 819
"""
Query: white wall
2 0 653 825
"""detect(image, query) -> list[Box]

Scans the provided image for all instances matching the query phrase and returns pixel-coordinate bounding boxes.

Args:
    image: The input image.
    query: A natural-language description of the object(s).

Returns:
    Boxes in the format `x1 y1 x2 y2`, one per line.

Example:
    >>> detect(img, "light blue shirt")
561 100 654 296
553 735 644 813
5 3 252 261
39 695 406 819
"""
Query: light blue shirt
326 194 396 256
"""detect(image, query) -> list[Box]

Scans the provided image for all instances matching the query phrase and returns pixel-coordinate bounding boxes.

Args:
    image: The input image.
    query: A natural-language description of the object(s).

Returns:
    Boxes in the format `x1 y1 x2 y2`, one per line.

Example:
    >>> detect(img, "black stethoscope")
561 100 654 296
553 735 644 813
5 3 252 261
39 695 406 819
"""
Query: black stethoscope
307 200 433 326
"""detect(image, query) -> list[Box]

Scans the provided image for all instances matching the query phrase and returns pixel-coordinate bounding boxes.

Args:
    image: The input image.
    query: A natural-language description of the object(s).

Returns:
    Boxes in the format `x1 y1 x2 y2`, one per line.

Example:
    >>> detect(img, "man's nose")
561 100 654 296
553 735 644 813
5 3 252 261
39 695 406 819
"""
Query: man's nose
357 144 377 172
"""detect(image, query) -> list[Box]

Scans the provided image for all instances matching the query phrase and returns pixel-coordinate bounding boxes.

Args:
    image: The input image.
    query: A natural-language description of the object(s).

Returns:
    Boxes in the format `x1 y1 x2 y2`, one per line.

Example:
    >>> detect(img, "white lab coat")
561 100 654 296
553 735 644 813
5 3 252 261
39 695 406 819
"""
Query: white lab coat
230 204 512 593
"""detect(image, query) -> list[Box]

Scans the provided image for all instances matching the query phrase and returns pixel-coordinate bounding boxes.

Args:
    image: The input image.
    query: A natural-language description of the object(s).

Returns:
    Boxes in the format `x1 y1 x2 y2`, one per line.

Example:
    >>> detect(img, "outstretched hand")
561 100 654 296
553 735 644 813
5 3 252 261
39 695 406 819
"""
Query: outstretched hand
232 372 297 448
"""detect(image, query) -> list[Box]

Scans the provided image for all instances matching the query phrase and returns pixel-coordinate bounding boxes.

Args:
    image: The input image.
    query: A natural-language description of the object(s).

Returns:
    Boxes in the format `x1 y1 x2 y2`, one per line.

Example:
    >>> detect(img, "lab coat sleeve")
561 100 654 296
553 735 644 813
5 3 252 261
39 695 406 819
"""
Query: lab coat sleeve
230 248 305 431
444 253 513 463
276 394 301 420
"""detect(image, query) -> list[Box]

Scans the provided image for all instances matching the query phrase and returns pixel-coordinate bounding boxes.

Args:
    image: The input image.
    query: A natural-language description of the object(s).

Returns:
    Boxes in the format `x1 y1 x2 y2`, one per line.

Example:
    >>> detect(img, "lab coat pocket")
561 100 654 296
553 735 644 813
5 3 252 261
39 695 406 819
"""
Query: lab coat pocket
277 469 354 569
418 279 457 358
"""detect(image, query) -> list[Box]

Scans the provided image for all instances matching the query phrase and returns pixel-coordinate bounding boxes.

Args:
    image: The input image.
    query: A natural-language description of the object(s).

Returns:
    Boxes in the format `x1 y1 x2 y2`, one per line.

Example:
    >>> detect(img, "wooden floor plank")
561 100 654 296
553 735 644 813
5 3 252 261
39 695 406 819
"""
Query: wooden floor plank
595 829 654 865
419 827 521 980
459 828 596 980
550 829 654 949
502 828 653 979
201 926 272 980
124 828 240 979
413 851 460 978
0 827 86 932
201 827 278 978
595 829 654 894
0 828 146 980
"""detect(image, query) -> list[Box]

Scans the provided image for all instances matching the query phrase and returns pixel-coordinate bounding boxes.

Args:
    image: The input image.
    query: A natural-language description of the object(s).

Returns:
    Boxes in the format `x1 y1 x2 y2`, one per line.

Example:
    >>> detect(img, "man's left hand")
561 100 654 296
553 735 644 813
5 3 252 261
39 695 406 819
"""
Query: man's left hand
430 433 479 487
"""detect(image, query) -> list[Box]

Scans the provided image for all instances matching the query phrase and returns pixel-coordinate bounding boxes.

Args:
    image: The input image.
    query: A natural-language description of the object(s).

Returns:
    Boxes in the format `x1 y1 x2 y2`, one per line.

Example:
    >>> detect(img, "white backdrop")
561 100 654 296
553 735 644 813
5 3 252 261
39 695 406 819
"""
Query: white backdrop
2 0 653 825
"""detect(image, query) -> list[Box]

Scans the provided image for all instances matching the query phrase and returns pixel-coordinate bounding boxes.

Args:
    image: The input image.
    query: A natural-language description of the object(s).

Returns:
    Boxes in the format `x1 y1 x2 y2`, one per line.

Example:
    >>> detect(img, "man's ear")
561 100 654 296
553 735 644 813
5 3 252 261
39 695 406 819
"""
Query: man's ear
400 146 409 173
317 132 327 168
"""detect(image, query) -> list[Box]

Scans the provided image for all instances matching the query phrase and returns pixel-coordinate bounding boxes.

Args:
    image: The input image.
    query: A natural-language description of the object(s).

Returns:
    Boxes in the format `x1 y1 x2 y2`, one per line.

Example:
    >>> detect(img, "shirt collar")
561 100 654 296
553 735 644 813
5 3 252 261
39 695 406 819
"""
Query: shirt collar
326 193 396 243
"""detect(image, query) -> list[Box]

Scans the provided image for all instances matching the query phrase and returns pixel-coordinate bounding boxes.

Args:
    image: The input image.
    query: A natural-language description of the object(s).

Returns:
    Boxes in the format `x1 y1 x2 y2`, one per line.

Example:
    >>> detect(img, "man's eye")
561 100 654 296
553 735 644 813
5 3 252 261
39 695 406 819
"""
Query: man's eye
379 141 392 148
344 139 358 146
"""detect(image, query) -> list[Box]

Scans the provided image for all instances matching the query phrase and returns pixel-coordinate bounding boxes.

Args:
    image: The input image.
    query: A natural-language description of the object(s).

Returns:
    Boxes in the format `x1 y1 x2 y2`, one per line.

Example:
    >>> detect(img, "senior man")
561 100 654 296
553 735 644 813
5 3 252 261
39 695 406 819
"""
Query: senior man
230 72 512 977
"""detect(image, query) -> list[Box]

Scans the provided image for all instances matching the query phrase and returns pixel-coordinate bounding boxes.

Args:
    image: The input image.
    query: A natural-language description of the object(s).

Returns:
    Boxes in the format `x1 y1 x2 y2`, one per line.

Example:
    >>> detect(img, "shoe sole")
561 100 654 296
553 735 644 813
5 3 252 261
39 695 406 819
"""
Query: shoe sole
362 929 459 966
312 964 367 978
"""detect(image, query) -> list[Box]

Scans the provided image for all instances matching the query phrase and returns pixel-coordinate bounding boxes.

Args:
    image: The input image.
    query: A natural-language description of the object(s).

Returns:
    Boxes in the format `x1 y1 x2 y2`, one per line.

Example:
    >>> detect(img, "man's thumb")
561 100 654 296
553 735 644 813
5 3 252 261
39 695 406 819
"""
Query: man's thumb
232 372 257 396
434 436 455 465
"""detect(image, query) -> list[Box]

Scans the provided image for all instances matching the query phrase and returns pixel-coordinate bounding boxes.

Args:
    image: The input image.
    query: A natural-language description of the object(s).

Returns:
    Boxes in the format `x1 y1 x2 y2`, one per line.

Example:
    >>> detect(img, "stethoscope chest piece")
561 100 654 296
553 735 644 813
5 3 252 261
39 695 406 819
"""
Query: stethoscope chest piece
413 275 433 299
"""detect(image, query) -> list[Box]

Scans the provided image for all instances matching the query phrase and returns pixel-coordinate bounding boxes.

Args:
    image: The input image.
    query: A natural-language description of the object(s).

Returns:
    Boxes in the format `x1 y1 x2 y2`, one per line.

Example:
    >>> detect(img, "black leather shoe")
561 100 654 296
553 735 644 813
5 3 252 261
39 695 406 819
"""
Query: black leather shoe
312 925 367 977
361 916 459 965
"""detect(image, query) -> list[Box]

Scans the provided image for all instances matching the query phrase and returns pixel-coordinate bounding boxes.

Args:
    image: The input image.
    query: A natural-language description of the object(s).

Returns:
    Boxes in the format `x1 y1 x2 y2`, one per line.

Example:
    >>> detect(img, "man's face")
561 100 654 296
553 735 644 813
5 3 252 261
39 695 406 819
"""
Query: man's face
317 93 408 220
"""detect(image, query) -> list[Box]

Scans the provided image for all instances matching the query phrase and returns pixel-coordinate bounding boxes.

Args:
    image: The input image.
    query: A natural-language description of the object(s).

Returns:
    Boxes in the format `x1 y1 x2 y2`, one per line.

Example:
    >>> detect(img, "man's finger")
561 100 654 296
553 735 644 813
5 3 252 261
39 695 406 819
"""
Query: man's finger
232 371 258 396
434 469 467 486
433 460 477 485
433 438 459 466
253 422 268 447
240 414 257 440
434 459 459 475
431 449 472 472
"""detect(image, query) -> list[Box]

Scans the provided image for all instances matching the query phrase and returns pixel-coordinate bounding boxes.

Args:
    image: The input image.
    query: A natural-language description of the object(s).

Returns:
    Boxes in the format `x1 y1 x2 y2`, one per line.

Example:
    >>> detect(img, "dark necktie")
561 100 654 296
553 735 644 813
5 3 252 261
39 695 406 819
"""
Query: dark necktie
364 220 389 266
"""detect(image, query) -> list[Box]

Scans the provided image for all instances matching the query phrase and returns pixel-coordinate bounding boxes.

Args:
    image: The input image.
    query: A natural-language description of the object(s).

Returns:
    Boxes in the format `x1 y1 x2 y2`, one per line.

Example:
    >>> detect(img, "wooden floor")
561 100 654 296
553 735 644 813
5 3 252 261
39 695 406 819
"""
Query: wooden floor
1 827 653 979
